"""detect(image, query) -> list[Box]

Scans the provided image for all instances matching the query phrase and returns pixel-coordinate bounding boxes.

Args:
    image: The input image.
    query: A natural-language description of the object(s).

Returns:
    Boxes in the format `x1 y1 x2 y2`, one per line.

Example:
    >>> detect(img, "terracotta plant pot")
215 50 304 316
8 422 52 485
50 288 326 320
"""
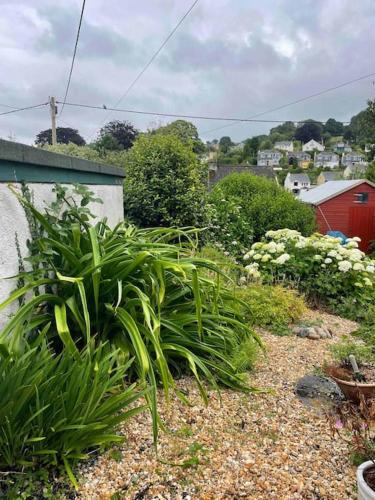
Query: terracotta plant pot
358 461 375 499
331 376 375 404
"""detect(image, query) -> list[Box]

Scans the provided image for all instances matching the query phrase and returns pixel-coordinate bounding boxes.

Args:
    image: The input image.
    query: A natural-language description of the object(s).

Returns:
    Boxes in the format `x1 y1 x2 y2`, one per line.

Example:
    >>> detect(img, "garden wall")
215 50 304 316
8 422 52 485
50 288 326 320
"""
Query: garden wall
0 139 125 328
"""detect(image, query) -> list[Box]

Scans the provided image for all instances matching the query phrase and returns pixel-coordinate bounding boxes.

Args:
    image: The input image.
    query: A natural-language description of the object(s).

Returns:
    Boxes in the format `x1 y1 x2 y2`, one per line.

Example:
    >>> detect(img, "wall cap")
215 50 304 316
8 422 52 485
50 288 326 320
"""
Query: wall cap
0 139 125 178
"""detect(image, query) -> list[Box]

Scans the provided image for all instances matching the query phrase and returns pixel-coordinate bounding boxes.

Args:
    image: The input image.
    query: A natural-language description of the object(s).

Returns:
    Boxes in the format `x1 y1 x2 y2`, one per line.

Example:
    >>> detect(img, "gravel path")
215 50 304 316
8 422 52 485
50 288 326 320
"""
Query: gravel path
79 311 358 499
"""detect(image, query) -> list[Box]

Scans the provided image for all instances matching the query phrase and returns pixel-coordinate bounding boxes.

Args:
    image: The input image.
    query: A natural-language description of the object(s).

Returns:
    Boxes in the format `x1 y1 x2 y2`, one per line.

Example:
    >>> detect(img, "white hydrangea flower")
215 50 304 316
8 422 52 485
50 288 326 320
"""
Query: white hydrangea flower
364 277 373 287
274 253 291 265
354 282 363 288
338 260 352 272
353 262 365 271
353 237 361 242
327 250 338 258
314 255 323 261
366 265 375 273
261 254 272 262
324 258 332 264
253 253 262 260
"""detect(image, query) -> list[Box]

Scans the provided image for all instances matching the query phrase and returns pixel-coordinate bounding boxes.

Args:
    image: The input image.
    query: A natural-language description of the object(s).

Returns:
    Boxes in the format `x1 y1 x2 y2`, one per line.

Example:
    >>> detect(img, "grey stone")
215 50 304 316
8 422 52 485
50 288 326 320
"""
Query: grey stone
308 331 320 340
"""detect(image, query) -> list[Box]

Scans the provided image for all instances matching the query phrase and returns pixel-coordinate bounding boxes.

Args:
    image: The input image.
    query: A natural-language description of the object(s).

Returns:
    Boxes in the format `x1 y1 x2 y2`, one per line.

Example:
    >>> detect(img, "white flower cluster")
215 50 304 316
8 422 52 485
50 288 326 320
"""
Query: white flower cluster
243 229 375 287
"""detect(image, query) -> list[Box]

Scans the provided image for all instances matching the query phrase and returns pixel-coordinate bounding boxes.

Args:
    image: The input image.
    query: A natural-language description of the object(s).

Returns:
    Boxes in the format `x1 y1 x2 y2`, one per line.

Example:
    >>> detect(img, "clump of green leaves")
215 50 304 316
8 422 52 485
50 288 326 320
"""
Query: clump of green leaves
0 342 146 487
1 186 261 444
329 336 374 366
236 284 306 335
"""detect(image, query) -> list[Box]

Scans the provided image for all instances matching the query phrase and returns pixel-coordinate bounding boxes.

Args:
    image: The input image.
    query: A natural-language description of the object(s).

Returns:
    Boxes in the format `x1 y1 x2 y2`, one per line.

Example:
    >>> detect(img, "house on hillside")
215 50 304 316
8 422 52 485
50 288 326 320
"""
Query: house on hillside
300 179 375 252
342 152 367 168
333 142 352 154
343 163 368 179
274 140 293 152
314 151 340 169
316 171 343 185
284 172 311 195
257 150 282 167
287 151 311 168
302 139 325 152
208 164 276 187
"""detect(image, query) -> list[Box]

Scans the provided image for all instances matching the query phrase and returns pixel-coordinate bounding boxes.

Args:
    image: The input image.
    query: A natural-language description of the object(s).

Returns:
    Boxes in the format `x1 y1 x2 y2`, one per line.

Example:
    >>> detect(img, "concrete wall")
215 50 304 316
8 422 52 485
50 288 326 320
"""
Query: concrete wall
0 139 125 328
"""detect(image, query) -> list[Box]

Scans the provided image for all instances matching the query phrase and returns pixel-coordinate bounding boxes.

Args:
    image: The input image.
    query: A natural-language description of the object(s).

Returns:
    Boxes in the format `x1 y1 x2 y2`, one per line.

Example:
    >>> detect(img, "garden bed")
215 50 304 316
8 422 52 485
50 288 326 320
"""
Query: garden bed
78 311 358 499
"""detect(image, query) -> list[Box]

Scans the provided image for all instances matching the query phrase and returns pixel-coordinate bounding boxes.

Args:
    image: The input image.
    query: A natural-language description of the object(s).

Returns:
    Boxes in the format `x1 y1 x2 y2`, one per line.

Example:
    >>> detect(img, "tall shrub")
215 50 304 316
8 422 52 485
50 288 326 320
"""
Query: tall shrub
123 134 207 227
208 173 316 253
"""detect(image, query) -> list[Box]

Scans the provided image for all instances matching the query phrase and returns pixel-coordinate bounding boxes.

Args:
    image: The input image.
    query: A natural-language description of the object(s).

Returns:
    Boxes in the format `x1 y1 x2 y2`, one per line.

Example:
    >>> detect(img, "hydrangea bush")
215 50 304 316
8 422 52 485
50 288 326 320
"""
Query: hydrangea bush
243 229 375 315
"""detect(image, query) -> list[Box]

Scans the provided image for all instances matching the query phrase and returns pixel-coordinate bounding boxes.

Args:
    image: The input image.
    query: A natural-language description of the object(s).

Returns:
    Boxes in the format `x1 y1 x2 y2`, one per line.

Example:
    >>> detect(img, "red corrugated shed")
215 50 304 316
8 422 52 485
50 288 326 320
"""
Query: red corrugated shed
301 180 375 252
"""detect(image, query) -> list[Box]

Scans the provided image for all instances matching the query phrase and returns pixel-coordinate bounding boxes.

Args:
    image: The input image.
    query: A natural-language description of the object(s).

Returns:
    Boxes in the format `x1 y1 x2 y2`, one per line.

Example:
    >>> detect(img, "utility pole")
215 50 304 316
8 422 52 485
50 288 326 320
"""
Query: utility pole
49 96 57 145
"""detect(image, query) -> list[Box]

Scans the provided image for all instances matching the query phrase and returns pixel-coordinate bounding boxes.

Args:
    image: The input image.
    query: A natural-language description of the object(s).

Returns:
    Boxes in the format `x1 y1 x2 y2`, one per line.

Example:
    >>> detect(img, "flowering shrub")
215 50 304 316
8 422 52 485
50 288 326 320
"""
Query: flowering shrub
243 229 375 316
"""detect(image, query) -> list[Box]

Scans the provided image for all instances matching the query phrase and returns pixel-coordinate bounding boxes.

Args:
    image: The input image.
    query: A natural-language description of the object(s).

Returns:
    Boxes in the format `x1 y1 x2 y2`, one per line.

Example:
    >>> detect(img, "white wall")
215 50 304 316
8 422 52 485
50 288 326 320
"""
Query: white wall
0 183 123 328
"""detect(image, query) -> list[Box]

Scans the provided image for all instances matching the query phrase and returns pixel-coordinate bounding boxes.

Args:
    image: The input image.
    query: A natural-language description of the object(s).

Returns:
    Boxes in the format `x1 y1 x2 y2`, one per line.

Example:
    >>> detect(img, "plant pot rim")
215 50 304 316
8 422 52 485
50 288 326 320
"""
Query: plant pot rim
357 460 375 497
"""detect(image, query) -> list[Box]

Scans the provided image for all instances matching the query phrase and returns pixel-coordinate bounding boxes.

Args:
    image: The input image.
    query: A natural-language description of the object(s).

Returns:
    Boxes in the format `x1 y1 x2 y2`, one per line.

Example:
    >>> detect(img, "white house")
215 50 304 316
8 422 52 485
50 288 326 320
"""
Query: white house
284 172 311 195
343 163 368 179
274 140 294 152
257 150 282 167
314 151 340 169
333 142 352 154
302 139 325 152
341 152 367 167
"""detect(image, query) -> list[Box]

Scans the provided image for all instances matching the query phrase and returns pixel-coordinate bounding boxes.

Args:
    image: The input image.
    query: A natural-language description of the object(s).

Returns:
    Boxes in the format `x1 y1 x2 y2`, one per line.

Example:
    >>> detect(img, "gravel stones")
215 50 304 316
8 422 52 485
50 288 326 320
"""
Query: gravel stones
78 310 358 499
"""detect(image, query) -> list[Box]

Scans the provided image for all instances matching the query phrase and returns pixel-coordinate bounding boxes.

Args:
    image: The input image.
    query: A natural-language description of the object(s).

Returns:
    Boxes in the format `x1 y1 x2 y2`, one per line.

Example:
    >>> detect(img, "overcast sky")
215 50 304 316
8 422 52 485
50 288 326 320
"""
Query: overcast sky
1 0 375 145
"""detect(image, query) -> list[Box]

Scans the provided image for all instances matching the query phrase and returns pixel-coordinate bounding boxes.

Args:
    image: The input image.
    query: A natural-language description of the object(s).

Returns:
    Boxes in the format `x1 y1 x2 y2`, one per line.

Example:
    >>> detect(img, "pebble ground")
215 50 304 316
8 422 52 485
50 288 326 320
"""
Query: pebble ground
78 311 358 499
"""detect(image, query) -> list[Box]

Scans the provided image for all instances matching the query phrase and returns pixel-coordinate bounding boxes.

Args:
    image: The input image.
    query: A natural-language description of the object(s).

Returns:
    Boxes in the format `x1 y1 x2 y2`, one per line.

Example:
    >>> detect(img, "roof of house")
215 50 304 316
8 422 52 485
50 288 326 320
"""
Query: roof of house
257 149 281 154
319 171 342 181
286 173 310 183
315 151 339 158
299 179 375 205
345 163 367 171
304 139 322 145
288 151 311 157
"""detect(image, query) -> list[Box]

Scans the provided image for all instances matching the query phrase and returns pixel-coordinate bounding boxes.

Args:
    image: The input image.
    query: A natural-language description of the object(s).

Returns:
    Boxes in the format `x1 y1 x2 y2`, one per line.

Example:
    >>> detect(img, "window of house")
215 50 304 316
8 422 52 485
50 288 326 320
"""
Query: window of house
293 181 298 186
354 192 369 203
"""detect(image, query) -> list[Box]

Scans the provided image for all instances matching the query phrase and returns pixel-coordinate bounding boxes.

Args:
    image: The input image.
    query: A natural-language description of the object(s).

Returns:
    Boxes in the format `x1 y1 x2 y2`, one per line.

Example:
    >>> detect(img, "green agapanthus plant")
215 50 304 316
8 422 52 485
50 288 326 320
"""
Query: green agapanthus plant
0 185 261 442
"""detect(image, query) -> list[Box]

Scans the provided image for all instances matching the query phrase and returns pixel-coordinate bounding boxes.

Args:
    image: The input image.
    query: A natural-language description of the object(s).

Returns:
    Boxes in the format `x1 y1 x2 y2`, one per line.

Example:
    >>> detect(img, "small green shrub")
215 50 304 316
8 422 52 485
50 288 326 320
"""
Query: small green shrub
329 336 374 365
236 284 307 335
0 343 146 486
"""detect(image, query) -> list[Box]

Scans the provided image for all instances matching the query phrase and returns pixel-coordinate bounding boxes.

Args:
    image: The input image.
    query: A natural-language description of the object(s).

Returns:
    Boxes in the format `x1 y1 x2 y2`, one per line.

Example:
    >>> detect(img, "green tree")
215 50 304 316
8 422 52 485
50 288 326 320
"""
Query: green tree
123 134 207 227
243 137 260 163
153 120 205 154
366 162 375 183
35 127 85 146
323 118 344 136
44 143 127 169
98 120 138 150
219 136 233 154
348 101 375 145
269 121 296 140
294 120 323 143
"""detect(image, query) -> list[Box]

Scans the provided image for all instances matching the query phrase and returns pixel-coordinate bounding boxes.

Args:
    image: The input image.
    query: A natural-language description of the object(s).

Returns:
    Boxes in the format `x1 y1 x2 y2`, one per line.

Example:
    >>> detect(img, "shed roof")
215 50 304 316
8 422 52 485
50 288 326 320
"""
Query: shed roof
299 179 375 205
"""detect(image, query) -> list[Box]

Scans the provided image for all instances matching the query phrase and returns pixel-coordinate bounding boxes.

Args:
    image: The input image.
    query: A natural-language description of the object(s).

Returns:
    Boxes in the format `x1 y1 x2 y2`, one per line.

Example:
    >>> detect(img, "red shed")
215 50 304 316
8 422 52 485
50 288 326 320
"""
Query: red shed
300 179 375 252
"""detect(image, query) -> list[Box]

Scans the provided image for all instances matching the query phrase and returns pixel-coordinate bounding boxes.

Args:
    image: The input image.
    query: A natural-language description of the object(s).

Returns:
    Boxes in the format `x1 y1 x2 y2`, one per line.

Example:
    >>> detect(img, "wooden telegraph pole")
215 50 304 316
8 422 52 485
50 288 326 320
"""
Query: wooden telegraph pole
49 96 57 145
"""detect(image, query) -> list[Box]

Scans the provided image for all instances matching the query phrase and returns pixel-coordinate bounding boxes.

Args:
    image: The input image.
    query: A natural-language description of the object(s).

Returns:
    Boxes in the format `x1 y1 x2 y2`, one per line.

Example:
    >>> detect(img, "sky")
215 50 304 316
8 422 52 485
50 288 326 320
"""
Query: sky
0 0 375 145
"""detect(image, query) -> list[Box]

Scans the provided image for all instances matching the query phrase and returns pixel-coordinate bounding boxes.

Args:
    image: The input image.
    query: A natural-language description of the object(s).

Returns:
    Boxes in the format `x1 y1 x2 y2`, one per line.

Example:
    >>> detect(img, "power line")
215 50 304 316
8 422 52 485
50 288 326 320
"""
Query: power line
56 100 348 124
202 71 375 135
0 102 49 117
92 0 199 136
0 103 19 110
60 0 86 116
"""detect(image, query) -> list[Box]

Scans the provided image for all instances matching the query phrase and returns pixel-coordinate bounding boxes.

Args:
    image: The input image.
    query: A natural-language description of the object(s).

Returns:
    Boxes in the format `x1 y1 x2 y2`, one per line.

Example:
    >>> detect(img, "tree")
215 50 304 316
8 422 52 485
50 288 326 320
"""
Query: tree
269 121 296 141
44 143 127 169
294 120 323 143
35 127 85 146
98 120 138 150
348 101 375 145
123 134 207 227
323 118 344 136
366 162 375 183
243 137 260 163
152 120 205 154
219 136 233 154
